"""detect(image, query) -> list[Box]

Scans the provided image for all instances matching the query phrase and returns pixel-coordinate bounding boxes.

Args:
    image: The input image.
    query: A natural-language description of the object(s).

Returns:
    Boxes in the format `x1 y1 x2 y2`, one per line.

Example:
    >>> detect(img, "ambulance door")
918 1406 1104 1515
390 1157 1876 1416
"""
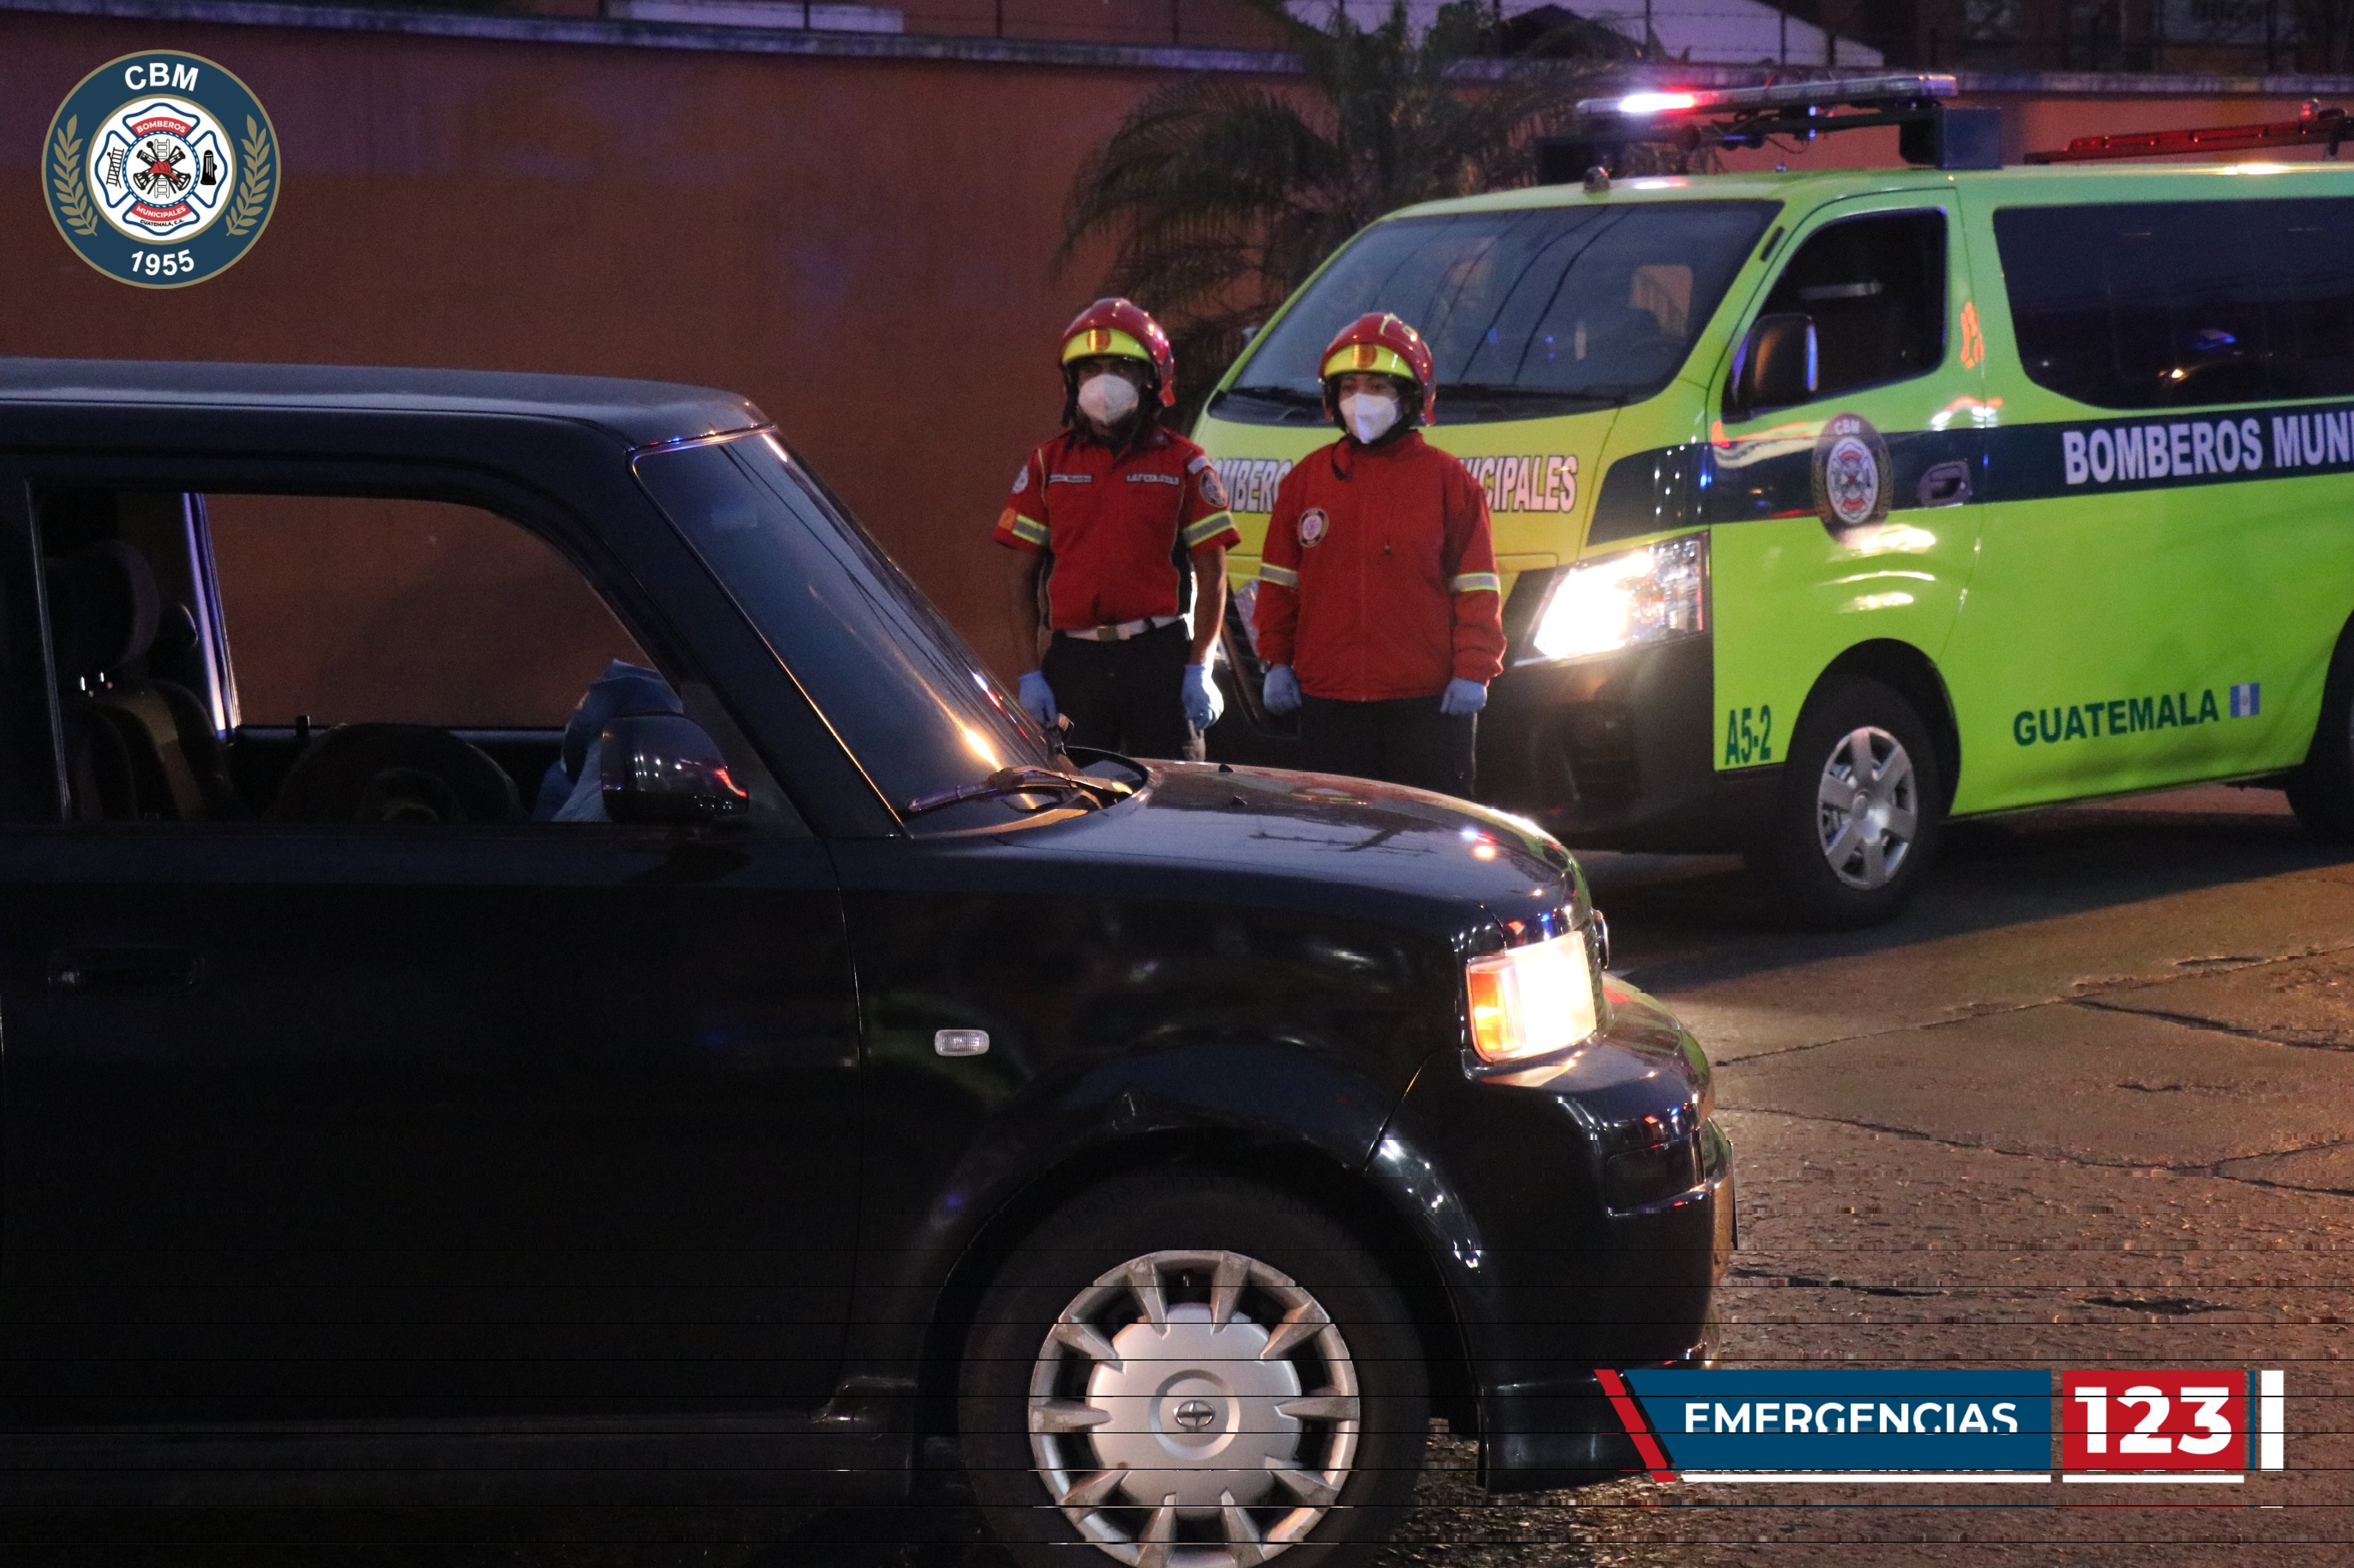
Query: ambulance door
1945 186 2347 812
1704 192 1989 779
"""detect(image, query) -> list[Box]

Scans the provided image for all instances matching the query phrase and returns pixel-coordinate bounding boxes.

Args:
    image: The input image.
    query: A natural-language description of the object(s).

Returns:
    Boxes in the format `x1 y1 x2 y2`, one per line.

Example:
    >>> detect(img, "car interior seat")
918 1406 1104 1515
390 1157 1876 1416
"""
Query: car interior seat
47 540 241 822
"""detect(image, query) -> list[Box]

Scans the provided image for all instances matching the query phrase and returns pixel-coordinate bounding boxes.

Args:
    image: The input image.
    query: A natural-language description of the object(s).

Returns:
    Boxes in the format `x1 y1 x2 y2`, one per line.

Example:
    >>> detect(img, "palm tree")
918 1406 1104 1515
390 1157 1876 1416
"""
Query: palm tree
1060 0 1630 420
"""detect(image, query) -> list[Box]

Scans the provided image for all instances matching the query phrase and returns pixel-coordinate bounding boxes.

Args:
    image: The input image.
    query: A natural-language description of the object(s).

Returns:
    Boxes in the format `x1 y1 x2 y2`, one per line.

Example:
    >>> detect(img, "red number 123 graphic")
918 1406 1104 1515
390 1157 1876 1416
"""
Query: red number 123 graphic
2062 1370 2248 1471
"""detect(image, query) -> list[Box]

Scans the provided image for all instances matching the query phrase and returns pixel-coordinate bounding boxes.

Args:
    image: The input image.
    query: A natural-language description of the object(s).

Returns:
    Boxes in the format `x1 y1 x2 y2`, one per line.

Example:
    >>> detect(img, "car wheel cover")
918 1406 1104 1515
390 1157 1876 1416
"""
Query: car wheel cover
1814 723 1918 891
1026 1248 1361 1566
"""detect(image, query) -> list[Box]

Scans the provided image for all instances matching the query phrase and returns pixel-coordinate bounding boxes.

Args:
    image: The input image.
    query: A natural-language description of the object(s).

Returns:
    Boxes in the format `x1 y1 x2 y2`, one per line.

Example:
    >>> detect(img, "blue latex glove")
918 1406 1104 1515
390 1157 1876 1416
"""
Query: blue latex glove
1182 663 1223 729
1018 669 1059 729
1440 677 1488 717
1262 664 1302 715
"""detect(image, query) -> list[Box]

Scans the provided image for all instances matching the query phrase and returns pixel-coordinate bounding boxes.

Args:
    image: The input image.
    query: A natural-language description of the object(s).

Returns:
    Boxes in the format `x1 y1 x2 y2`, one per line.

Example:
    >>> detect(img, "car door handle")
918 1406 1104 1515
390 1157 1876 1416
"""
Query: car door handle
47 945 206 995
1916 460 1973 507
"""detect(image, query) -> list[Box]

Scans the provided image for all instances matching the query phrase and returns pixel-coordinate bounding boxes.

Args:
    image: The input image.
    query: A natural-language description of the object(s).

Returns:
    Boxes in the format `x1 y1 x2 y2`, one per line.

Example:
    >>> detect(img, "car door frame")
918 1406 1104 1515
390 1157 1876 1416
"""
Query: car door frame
0 429 897 1502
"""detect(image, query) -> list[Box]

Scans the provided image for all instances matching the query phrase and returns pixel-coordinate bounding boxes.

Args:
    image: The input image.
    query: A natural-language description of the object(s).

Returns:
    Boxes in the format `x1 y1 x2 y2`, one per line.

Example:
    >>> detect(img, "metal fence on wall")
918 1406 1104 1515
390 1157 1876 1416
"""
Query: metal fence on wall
600 0 1291 48
260 0 2353 75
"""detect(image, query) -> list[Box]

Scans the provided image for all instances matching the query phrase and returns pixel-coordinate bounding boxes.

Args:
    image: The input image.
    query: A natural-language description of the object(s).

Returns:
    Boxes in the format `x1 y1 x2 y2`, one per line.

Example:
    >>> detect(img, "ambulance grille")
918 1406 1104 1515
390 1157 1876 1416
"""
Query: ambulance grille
1556 703 1638 804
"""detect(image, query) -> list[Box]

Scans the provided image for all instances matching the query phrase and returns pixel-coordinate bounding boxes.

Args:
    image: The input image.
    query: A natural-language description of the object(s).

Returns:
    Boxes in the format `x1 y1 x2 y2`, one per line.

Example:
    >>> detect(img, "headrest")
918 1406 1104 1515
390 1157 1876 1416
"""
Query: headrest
46 541 160 681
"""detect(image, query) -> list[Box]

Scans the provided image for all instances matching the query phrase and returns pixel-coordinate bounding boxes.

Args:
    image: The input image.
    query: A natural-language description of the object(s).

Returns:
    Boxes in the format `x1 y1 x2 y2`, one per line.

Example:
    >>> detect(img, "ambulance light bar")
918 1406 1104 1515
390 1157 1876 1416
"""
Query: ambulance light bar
1574 75 1959 122
1543 74 1997 179
2024 102 2347 164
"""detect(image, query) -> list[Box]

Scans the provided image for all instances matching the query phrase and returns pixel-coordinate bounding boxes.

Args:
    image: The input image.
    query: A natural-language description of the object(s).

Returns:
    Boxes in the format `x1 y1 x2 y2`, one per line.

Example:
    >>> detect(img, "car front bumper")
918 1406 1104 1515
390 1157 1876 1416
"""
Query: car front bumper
1372 980 1732 1492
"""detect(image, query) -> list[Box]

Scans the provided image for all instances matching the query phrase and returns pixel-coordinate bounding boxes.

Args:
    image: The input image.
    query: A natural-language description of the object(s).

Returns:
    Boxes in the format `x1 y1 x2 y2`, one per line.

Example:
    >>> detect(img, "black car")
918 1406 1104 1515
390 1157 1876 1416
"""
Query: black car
0 359 1729 1565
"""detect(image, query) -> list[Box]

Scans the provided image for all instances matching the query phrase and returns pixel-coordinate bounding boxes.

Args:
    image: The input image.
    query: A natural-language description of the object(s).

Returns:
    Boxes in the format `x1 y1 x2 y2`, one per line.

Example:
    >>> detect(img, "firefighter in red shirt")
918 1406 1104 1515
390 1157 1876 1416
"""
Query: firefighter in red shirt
1251 312 1504 795
996 299 1240 759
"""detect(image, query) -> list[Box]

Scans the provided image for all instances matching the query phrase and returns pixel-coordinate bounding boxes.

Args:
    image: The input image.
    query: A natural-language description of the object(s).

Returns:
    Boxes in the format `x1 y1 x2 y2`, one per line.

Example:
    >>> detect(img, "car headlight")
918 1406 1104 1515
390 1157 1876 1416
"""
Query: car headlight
1521 533 1707 663
1465 929 1601 1065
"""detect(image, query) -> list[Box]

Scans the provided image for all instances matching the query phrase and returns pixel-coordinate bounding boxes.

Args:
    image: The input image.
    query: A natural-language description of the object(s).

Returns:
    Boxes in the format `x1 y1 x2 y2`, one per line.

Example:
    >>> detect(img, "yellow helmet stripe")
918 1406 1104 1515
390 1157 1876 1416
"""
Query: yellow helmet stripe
1321 343 1416 381
1062 328 1153 364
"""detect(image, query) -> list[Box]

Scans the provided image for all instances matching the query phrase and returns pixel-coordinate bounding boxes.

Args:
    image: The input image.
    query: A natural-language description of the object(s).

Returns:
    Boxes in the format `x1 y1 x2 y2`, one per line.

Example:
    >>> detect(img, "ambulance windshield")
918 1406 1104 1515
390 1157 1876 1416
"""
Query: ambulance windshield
1222 200 1777 423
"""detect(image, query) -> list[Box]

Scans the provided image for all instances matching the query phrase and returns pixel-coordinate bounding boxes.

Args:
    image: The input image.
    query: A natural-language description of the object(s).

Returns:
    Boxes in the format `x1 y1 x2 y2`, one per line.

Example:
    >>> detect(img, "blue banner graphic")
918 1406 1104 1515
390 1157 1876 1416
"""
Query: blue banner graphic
1624 1369 2055 1474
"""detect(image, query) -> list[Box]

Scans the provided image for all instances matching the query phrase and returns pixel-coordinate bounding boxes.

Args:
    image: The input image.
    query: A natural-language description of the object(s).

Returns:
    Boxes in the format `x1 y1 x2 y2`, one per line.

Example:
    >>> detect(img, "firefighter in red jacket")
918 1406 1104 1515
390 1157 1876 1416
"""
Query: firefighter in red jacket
1251 312 1504 795
995 298 1240 759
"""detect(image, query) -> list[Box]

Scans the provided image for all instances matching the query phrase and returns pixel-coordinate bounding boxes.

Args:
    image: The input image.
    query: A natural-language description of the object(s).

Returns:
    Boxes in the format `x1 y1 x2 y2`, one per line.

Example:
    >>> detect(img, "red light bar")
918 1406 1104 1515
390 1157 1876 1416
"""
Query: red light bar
2025 102 2347 164
1575 74 1957 121
1552 74 1990 175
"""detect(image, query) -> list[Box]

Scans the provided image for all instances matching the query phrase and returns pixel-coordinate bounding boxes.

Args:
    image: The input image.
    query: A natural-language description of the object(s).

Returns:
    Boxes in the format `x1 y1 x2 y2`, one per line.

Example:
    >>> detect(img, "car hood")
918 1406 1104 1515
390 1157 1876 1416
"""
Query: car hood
957 760 1590 944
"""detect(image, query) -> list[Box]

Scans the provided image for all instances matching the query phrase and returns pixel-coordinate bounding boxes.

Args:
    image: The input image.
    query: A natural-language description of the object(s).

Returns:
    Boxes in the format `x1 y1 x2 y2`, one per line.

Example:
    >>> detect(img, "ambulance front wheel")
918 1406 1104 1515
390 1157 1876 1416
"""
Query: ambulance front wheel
1757 675 1945 930
2287 630 2354 843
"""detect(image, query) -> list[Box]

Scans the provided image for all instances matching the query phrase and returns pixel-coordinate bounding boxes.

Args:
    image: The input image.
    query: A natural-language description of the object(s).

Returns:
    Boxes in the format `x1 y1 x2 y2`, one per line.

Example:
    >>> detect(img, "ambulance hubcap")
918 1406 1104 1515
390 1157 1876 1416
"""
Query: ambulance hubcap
1026 1249 1361 1565
1815 725 1917 890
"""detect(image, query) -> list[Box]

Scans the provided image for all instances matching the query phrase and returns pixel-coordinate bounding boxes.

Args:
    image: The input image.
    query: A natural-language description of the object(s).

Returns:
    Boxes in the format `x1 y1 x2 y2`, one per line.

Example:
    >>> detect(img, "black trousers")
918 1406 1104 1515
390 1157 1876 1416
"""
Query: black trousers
1041 621 1198 760
1299 693 1476 797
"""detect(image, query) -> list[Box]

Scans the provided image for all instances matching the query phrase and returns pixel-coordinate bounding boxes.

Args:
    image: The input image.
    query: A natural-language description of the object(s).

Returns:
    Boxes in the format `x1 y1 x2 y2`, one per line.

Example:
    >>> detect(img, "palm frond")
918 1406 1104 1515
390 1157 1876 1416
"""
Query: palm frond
1064 0 1625 400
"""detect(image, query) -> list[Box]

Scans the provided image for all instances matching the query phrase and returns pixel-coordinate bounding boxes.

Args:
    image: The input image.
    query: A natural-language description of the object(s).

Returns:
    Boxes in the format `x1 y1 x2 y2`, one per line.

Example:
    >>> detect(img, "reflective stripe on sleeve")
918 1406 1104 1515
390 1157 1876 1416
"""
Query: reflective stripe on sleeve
1258 562 1300 588
1182 510 1236 548
1449 572 1502 595
1007 514 1049 546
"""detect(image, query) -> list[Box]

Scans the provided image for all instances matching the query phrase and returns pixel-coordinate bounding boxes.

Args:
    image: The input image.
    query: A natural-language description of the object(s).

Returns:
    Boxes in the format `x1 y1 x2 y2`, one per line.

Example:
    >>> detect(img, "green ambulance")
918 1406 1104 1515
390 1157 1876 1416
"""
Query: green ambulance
1194 80 2354 926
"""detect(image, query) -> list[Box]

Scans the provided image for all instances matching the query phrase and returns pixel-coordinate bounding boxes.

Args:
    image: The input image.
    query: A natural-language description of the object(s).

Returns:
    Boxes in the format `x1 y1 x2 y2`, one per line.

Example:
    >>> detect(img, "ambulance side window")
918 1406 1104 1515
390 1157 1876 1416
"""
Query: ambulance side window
1755 210 1947 404
1994 197 2354 409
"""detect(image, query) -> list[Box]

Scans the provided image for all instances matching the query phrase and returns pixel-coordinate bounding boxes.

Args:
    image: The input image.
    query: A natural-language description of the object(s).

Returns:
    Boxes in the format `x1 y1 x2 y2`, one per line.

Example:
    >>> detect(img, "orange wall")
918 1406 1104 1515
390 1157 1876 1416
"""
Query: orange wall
1 13 1173 680
7 15 2345 689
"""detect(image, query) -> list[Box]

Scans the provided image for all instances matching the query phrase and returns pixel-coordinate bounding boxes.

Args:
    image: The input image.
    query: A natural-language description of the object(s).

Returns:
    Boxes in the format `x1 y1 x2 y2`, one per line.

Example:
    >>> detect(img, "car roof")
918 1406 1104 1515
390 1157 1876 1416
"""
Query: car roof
0 357 768 449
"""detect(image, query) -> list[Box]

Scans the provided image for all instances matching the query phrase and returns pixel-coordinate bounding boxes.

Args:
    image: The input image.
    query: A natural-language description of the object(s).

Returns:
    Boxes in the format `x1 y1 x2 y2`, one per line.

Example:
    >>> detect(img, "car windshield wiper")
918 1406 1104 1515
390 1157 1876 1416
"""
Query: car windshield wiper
904 764 1136 819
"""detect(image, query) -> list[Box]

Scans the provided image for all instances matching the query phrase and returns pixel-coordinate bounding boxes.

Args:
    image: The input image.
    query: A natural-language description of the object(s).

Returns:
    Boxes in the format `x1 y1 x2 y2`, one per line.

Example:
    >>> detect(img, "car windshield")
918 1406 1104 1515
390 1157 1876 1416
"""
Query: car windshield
634 433 1053 819
1223 200 1778 422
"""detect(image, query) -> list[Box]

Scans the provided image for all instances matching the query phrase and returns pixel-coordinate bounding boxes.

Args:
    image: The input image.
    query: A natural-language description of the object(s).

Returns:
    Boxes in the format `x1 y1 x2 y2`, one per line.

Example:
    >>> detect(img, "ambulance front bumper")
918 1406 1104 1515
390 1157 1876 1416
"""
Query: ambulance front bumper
1478 632 1779 852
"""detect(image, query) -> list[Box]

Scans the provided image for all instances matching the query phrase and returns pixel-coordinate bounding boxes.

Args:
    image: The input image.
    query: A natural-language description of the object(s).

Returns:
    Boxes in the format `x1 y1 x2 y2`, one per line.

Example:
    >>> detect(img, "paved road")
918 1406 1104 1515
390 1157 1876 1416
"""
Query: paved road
1388 784 2354 1567
10 786 2349 1565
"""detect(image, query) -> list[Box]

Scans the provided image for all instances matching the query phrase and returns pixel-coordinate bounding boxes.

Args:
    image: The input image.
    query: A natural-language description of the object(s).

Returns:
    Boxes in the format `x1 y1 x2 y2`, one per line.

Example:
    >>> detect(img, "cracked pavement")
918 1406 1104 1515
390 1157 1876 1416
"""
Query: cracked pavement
6 787 2346 1565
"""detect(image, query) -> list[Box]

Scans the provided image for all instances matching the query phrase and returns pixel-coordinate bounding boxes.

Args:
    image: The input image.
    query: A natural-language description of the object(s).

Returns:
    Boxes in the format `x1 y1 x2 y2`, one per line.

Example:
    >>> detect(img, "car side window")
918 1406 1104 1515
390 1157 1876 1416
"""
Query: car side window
34 487 793 830
1753 210 1948 405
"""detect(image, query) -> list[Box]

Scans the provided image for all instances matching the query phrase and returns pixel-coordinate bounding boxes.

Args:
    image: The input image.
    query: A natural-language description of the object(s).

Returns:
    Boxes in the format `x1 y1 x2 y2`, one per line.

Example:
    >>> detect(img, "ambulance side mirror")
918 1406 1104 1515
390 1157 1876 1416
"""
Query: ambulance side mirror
1732 313 1819 416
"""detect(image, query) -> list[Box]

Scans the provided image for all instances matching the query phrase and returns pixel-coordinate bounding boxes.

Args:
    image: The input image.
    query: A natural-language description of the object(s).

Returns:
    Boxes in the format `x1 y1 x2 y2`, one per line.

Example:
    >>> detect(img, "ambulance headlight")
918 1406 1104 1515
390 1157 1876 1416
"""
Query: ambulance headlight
1522 534 1707 664
1466 930 1602 1066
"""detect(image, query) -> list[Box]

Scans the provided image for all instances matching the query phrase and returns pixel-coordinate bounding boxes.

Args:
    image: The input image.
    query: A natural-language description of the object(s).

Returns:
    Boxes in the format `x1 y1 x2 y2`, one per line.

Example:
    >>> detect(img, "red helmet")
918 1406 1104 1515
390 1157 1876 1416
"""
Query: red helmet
1320 312 1436 423
1059 298 1176 408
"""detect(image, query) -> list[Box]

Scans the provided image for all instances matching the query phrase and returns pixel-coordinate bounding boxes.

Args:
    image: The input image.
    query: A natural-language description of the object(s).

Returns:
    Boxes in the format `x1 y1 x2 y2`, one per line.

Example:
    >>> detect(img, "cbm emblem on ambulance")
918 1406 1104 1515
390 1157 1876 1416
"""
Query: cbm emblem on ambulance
1812 412 1891 531
46 53 278 288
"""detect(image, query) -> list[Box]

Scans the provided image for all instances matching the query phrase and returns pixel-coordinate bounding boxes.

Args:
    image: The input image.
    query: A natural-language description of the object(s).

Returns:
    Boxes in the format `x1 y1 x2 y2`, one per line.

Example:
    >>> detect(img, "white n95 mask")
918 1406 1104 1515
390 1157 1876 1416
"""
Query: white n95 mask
1077 372 1140 426
1341 390 1401 444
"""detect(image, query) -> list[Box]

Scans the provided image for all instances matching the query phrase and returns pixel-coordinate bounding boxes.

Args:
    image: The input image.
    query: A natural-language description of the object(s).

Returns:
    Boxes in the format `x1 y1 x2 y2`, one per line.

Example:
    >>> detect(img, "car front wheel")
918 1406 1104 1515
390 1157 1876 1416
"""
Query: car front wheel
1758 674 1944 929
959 1172 1428 1568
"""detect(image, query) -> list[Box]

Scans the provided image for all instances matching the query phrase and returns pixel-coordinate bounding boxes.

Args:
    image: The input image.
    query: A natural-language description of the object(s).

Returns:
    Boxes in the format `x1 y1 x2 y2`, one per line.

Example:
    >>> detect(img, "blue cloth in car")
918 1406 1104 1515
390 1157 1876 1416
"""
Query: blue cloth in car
534 660 684 822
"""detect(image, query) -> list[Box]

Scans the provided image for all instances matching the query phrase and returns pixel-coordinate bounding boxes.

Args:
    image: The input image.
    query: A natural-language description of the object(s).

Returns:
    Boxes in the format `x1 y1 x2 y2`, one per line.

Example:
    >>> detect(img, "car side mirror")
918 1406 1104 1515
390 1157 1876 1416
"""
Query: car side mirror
1733 312 1819 415
600 712 751 825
